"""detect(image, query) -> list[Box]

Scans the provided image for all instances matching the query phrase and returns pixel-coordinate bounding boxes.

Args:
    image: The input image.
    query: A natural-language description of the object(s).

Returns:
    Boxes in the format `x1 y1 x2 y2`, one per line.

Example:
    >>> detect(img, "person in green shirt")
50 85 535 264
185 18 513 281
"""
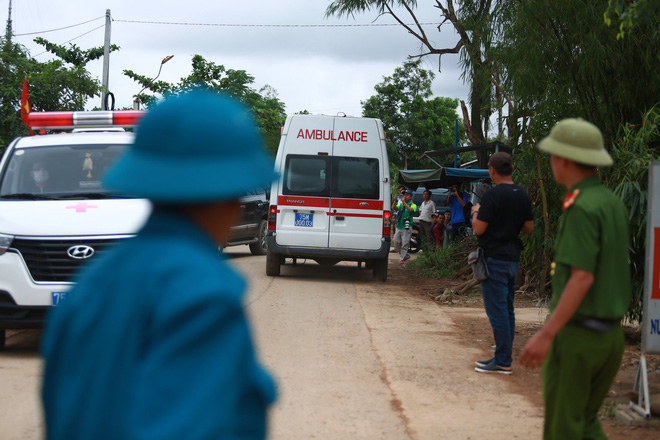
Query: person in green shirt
393 189 417 264
520 118 631 440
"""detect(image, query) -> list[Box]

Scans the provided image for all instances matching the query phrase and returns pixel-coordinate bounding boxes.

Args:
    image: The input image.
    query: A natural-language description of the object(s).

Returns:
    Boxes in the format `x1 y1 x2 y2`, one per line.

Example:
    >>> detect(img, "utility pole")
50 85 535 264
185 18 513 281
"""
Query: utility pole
5 0 13 41
101 9 111 110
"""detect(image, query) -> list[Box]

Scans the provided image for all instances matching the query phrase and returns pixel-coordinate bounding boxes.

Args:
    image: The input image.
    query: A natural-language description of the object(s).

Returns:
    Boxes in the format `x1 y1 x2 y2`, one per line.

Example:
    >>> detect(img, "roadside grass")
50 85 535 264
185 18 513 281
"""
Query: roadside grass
408 243 464 279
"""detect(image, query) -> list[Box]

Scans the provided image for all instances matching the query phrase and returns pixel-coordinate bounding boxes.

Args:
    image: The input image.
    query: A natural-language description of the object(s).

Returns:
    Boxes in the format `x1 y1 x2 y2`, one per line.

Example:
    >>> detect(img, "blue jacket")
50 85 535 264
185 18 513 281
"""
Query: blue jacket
42 208 276 440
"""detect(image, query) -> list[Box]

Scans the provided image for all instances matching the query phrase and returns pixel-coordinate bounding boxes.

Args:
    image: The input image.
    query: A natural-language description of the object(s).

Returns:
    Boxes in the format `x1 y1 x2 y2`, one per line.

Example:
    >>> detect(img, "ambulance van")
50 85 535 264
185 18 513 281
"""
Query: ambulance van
0 111 150 350
266 114 391 281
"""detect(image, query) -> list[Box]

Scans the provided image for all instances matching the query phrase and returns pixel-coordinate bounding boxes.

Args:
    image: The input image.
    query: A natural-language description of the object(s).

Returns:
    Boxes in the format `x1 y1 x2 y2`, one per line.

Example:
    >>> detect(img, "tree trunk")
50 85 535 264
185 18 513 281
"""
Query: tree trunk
534 153 551 298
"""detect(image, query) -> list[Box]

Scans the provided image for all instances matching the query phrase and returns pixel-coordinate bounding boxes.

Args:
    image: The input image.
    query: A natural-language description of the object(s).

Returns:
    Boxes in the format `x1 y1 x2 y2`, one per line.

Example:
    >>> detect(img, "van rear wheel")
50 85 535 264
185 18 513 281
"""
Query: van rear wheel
372 258 388 282
266 251 281 276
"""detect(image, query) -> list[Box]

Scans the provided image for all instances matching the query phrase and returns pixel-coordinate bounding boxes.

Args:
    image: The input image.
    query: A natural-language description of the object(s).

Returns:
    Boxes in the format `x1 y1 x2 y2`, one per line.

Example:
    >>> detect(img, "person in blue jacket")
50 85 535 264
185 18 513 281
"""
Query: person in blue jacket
41 90 277 440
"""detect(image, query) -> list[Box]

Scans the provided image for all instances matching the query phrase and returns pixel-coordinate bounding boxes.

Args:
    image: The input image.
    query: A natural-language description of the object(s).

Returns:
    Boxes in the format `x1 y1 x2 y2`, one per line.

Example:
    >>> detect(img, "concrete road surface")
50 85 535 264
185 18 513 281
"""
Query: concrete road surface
0 248 542 439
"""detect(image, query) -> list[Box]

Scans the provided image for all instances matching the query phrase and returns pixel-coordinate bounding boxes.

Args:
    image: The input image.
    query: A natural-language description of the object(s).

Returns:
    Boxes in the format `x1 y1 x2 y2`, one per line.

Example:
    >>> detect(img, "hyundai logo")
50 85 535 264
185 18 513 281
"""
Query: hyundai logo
67 245 95 260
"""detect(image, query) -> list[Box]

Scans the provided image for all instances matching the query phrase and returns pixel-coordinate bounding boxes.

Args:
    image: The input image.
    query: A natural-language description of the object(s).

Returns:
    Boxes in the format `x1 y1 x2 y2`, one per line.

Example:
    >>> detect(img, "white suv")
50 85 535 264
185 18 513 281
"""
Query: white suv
0 112 150 349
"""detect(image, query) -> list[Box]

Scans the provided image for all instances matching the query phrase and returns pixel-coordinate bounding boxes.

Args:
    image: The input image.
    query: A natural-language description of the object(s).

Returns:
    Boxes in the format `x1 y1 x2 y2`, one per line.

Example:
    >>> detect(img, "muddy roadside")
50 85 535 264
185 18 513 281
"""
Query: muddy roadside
387 261 660 440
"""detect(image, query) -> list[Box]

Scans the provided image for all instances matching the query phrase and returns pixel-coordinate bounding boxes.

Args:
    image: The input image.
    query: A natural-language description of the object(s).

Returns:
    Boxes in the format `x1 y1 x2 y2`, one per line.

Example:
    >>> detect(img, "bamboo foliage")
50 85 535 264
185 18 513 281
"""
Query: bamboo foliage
602 106 660 322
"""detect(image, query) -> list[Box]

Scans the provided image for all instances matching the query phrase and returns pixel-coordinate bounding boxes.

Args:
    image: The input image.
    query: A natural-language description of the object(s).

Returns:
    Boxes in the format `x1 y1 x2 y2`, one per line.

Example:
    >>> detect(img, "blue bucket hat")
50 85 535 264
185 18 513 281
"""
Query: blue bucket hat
104 90 276 203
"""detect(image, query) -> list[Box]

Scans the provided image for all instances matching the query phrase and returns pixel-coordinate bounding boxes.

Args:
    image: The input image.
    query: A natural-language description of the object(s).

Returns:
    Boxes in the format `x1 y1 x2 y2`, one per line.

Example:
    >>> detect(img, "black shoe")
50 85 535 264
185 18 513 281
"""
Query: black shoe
475 363 512 375
475 357 495 368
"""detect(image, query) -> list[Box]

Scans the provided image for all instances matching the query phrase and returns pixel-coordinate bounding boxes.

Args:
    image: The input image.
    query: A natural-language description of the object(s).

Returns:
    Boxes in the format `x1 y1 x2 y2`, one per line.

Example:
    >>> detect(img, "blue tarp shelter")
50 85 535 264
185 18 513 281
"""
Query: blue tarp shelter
397 167 490 190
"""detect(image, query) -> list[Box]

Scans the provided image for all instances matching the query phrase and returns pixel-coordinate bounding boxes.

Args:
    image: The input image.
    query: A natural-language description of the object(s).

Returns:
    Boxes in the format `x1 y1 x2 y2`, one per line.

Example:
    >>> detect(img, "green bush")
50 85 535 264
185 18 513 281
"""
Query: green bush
408 237 474 279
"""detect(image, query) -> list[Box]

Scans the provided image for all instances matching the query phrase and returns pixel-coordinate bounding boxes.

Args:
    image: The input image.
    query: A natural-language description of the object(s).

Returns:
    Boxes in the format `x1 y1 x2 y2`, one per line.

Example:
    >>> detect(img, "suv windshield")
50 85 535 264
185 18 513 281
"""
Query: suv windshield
0 144 129 200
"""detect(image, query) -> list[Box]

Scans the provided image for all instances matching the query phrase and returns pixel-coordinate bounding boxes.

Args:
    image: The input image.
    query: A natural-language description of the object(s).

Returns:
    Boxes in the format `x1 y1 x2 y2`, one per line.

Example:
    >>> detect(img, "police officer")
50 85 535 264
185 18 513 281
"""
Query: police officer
42 91 277 440
520 118 631 440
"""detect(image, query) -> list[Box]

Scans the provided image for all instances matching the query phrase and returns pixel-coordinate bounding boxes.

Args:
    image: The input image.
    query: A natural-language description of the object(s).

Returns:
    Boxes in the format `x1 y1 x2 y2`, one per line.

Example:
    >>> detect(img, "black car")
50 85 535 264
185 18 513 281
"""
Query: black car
224 186 270 255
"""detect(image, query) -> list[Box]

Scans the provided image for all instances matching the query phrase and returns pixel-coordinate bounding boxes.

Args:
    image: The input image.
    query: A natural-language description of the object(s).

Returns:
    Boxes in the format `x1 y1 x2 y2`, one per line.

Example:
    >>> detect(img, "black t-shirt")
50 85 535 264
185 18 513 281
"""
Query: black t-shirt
477 183 533 261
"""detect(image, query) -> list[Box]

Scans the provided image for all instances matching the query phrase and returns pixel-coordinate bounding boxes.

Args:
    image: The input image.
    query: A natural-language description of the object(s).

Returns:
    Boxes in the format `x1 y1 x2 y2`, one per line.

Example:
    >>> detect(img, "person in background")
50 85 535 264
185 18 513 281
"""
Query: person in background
443 211 452 247
446 185 470 241
29 161 50 193
393 189 417 264
520 118 630 440
418 189 436 249
472 152 534 375
432 213 445 249
41 91 277 440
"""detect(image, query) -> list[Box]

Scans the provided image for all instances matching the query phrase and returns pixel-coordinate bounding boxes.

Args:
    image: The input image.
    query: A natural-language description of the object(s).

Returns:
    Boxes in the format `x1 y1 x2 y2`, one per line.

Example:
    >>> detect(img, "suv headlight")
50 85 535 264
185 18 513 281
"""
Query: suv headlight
0 234 14 255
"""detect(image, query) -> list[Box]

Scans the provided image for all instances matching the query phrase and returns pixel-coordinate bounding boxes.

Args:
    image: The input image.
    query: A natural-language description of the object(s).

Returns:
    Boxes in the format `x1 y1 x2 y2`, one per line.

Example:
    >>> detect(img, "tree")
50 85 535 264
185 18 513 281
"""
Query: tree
326 0 495 158
124 55 286 154
362 59 461 169
0 35 106 149
493 0 660 306
604 0 660 40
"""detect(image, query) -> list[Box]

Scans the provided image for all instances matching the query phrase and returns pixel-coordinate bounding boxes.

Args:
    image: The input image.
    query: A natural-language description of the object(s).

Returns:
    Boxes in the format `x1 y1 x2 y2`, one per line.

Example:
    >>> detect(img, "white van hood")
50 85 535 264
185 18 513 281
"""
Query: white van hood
0 199 151 237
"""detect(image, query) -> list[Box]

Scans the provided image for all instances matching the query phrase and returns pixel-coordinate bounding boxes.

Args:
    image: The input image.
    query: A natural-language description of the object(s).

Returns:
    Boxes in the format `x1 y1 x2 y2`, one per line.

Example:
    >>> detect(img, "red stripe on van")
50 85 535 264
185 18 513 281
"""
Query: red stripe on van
331 199 384 210
330 212 383 218
277 196 330 208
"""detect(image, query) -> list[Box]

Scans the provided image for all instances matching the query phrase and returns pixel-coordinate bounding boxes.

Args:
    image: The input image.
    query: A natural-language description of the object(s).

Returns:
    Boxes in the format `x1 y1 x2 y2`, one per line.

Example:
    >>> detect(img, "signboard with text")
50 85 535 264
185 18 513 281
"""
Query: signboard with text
642 162 660 353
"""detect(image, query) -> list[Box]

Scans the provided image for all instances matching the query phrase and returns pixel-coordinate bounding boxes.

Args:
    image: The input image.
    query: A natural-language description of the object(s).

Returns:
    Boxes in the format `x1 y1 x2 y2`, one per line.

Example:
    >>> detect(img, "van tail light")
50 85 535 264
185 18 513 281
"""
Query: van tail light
382 211 391 236
268 205 277 230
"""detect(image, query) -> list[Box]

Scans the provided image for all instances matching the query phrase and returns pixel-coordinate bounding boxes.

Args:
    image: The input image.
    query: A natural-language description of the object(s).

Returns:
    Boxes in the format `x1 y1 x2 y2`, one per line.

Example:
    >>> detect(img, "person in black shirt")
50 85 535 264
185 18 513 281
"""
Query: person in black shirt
471 152 534 374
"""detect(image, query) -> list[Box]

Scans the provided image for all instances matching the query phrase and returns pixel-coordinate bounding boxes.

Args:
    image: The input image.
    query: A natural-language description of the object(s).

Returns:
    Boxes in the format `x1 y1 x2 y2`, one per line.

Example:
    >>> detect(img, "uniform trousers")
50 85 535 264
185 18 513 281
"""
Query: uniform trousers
542 323 624 440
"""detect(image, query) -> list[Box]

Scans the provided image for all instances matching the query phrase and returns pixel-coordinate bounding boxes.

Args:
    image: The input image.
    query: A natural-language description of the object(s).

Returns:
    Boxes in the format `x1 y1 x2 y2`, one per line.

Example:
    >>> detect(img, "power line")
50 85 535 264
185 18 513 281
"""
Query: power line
14 15 104 37
113 19 440 28
33 24 106 58
14 15 440 40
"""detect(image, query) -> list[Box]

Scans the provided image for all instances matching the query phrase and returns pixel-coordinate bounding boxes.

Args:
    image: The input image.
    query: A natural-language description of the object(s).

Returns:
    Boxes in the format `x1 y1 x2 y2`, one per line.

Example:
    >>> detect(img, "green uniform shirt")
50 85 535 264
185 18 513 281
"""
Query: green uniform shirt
396 202 417 230
550 176 631 320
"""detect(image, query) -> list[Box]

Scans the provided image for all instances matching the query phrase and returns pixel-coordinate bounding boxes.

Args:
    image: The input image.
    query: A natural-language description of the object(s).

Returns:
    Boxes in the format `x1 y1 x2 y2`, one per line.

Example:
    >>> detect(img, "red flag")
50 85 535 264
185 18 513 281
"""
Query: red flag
21 76 34 136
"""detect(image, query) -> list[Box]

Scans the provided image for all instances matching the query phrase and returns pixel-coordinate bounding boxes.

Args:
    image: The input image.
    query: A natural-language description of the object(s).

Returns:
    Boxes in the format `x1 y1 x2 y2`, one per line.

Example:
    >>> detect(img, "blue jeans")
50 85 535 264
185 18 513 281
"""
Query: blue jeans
450 222 465 242
480 257 519 367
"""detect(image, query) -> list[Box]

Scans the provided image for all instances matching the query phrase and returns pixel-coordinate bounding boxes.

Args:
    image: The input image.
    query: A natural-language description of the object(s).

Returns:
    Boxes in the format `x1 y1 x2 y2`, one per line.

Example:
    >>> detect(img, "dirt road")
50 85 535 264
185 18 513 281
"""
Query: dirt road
242 250 543 439
4 248 654 439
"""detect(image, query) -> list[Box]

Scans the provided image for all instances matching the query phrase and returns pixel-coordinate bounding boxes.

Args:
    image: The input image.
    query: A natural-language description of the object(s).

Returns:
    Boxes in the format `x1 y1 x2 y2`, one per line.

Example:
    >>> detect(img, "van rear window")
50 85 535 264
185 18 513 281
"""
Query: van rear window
333 157 379 199
283 154 379 200
283 156 329 196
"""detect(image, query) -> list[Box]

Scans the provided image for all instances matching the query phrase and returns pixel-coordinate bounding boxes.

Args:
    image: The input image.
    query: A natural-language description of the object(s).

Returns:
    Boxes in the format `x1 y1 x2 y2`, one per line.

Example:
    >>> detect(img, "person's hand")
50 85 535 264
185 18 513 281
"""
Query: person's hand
471 203 481 214
519 330 553 369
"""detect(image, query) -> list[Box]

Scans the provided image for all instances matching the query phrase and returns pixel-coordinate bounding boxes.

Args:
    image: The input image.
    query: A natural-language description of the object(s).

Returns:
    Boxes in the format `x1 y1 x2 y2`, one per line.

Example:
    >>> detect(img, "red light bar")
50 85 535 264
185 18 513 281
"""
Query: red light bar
27 111 145 130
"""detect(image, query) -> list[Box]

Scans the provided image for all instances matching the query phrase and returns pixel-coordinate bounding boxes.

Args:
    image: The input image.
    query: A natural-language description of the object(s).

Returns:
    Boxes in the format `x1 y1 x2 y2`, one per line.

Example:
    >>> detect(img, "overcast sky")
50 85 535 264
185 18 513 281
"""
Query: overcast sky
6 0 469 116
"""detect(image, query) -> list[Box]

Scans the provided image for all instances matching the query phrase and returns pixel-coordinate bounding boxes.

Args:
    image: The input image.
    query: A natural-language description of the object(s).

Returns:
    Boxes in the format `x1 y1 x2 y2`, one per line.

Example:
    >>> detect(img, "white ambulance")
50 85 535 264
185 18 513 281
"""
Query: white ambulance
0 111 150 349
266 114 391 281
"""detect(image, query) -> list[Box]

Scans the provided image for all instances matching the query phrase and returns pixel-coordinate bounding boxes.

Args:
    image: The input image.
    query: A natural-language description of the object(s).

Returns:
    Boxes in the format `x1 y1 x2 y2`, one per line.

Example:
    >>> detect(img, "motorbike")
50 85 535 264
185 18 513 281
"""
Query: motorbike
408 221 421 254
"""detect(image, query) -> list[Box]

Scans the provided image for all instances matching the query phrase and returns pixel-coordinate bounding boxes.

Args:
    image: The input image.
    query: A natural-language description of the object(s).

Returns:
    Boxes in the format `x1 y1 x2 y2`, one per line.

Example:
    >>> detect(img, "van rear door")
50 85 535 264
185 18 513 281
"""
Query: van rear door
274 116 333 248
328 117 385 251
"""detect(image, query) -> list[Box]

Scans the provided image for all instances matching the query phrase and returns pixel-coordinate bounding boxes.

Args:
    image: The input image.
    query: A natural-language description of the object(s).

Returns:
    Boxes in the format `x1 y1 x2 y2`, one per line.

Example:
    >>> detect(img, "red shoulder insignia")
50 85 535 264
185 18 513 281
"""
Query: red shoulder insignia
562 189 581 211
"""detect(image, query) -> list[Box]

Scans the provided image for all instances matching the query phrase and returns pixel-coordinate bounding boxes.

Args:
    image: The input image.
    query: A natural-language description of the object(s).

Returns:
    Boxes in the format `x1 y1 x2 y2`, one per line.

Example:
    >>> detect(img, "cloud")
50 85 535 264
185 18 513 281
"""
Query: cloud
10 0 469 115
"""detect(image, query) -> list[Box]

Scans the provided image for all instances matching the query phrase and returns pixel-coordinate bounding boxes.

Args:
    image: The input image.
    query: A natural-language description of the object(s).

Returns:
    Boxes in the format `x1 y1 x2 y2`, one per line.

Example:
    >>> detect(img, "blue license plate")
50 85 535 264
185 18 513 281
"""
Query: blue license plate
294 213 313 227
52 291 68 306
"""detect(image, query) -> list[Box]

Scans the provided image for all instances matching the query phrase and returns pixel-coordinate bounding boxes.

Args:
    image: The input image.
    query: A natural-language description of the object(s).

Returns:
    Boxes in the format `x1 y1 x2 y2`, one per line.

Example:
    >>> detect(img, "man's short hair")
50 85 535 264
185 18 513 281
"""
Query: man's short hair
488 152 514 176
423 189 432 195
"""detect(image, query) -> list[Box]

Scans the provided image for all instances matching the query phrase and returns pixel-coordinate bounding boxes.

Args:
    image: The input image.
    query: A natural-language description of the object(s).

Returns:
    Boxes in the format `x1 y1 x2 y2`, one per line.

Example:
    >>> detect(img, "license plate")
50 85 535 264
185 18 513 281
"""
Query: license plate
52 291 68 306
294 213 313 227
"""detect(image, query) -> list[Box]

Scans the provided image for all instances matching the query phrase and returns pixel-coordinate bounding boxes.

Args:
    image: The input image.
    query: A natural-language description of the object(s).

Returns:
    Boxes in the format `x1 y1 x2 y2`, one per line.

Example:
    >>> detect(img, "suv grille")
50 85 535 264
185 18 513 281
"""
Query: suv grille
10 237 129 282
